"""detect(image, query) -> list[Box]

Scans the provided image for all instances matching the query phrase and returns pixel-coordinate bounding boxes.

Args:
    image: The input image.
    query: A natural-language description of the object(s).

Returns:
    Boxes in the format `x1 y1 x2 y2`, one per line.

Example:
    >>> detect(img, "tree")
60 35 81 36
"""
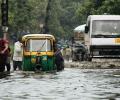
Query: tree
9 0 33 35
97 0 120 14
60 0 83 38
1 0 86 39
45 0 64 37
76 0 120 24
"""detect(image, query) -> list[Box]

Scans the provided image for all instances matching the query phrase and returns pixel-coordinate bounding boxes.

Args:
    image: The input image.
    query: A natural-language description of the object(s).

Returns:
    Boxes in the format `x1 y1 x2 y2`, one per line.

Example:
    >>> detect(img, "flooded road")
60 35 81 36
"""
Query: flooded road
0 68 120 100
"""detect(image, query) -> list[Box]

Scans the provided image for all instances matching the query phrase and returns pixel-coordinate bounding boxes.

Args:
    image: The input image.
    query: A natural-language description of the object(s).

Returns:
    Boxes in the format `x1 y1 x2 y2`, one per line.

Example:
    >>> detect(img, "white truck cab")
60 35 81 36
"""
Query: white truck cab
85 15 120 60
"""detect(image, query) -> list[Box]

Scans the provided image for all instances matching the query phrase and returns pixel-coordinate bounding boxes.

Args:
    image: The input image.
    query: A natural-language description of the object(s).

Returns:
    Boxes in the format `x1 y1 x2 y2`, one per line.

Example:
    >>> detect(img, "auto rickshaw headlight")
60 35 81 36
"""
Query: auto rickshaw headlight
31 58 36 63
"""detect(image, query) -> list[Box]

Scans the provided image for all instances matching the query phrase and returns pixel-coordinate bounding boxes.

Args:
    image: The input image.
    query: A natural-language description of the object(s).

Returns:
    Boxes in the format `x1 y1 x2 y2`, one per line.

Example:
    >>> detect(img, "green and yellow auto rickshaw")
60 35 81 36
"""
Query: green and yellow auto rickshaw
22 34 58 71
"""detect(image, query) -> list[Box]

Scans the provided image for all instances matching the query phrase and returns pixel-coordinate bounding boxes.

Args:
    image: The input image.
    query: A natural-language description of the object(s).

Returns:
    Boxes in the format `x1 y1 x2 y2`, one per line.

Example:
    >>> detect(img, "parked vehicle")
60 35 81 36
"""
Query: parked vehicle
72 43 87 61
74 24 86 44
85 15 120 61
22 34 63 71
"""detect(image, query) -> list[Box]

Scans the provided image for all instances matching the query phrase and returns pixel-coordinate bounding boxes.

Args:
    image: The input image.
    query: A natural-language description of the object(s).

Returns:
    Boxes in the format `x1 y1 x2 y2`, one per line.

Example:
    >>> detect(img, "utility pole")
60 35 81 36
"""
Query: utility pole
1 0 8 39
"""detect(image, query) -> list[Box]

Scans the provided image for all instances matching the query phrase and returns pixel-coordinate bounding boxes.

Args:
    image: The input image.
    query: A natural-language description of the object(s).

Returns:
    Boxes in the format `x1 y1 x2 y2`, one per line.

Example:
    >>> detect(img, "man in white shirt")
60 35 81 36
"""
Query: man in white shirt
13 37 23 70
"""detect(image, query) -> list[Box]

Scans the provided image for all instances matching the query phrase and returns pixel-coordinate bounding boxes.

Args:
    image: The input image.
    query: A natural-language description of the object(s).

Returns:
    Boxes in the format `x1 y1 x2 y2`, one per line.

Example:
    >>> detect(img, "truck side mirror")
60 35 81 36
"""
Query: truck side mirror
85 26 89 33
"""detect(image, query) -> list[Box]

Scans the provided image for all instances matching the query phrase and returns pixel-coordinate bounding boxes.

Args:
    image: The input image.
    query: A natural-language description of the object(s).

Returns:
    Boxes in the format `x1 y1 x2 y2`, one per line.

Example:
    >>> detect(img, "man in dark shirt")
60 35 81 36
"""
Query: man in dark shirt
55 47 64 71
0 38 9 72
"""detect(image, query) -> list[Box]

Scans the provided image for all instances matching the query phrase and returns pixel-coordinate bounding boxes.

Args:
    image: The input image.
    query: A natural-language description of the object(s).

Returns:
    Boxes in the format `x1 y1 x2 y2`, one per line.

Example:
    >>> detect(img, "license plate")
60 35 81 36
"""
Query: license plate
115 38 120 43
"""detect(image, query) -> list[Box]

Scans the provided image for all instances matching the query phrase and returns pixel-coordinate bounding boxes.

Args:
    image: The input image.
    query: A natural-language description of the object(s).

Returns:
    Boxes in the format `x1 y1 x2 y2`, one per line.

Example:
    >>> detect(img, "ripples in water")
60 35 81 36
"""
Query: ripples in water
0 68 120 100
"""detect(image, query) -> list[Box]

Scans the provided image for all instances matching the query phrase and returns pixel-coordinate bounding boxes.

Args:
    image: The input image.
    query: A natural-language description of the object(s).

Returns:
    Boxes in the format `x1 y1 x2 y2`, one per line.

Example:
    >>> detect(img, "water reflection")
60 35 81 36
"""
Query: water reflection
0 68 120 100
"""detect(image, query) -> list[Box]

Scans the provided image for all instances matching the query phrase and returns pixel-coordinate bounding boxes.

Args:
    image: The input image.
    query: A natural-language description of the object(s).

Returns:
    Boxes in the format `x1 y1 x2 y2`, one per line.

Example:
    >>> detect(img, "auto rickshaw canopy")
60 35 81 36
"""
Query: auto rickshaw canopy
22 34 55 42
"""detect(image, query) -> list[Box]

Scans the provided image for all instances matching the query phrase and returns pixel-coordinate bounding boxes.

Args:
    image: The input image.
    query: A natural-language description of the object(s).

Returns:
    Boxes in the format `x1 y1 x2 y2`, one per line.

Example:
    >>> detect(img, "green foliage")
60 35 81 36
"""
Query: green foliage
7 0 83 38
1 0 120 39
76 0 96 24
8 0 48 35
76 0 120 24
97 0 120 14
60 0 83 38
46 0 64 37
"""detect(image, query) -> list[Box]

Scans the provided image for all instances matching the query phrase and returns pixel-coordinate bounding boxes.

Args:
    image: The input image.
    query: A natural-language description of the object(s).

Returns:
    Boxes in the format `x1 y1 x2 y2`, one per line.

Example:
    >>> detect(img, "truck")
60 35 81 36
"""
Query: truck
85 15 120 61
73 24 86 44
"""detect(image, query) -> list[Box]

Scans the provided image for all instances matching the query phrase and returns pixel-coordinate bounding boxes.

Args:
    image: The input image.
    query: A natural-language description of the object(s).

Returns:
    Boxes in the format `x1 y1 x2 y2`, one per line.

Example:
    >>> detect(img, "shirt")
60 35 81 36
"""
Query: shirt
0 39 9 55
13 41 23 61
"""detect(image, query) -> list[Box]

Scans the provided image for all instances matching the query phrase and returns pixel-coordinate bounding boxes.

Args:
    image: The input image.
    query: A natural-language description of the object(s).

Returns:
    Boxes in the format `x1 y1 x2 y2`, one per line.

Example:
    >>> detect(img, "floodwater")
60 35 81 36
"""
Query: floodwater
0 68 120 100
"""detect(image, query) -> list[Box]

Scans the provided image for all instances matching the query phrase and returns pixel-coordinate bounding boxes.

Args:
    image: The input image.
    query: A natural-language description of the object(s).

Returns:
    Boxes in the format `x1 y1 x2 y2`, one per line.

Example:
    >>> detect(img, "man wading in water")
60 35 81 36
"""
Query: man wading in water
55 47 64 71
13 37 23 71
0 38 9 72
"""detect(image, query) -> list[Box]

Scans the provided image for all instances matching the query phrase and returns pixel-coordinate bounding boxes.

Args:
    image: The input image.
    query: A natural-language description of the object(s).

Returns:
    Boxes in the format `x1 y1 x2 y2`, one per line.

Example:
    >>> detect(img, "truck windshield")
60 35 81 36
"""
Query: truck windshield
92 20 120 36
26 39 51 52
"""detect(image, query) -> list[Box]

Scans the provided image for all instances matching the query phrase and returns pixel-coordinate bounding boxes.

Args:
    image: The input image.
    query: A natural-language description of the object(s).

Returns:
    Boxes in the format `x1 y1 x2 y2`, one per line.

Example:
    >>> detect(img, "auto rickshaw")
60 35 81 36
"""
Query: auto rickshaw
22 34 58 71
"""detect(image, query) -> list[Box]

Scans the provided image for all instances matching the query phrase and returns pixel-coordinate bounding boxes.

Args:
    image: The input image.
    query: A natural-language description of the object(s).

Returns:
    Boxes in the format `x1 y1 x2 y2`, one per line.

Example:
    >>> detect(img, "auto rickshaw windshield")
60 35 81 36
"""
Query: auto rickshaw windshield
26 39 51 52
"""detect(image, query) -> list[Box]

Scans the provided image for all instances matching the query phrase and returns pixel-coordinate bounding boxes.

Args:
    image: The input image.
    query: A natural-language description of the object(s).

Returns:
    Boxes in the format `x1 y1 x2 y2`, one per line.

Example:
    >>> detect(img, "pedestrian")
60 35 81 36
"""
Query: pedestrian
65 46 71 61
5 47 11 72
55 47 64 71
0 38 9 72
61 47 66 59
13 37 23 71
